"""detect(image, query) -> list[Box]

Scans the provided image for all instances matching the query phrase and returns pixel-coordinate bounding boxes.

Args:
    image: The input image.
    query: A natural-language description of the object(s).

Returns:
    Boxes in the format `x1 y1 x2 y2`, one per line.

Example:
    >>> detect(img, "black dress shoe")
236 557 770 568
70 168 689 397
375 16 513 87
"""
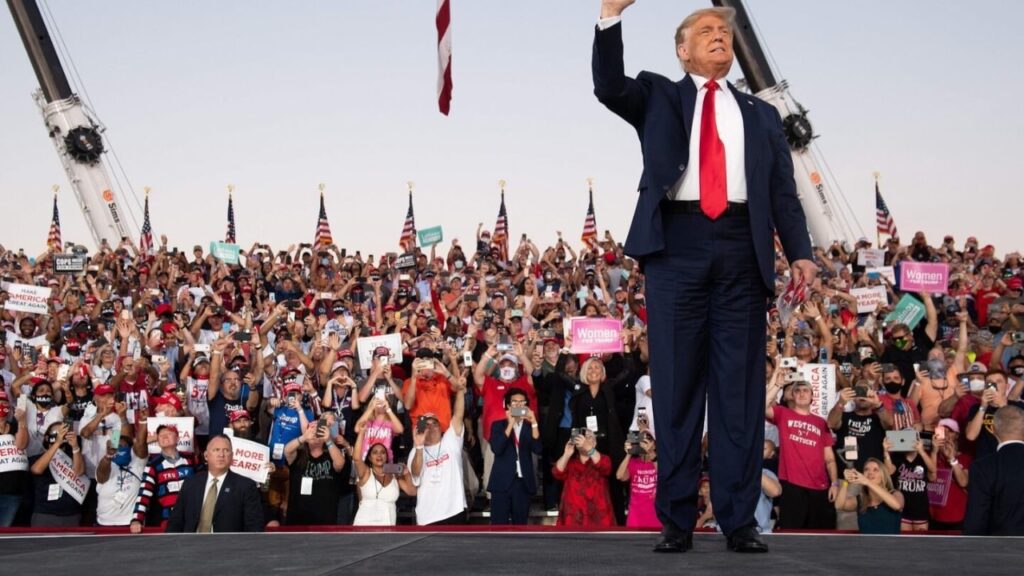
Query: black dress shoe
653 526 693 553
726 526 769 553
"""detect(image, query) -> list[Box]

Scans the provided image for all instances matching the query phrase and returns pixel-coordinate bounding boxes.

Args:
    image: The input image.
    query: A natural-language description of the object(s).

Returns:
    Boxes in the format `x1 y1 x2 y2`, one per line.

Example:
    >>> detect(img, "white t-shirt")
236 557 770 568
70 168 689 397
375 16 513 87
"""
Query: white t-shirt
96 452 147 526
25 403 64 458
408 425 466 525
629 375 655 433
186 377 211 435
78 405 123 479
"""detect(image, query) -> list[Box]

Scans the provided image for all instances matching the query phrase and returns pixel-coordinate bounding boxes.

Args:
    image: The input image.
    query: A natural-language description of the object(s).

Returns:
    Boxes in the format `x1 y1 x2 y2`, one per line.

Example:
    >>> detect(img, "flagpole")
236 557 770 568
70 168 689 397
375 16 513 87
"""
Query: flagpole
873 171 881 247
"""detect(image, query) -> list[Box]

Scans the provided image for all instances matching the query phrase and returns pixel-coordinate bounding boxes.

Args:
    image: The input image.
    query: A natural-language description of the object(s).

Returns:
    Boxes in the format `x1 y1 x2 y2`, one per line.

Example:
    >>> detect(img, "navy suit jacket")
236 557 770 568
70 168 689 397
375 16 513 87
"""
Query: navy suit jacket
166 470 264 533
487 419 543 494
964 442 1024 536
592 23 812 290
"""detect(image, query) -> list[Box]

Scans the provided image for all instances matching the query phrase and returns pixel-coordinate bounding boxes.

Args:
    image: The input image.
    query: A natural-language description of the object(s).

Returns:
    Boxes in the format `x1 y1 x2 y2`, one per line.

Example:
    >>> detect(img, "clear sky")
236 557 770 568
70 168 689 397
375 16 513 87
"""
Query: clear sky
1 1 1022 257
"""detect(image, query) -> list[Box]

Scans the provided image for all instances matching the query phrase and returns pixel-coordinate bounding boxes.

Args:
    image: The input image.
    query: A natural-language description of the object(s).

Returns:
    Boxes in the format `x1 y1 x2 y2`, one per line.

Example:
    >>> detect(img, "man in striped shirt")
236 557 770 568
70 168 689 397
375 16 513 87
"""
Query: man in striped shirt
129 424 196 533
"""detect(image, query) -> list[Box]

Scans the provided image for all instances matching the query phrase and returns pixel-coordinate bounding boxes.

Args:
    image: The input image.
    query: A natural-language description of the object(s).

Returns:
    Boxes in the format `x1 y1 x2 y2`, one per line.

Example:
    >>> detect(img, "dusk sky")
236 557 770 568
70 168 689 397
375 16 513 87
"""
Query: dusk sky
2 1 1021 257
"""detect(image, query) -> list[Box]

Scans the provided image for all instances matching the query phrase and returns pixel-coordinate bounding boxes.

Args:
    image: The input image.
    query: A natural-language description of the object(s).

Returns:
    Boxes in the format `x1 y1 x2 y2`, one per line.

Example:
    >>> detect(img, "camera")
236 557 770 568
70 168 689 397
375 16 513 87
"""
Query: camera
570 427 585 441
1012 332 1024 344
496 333 513 353
509 406 528 418
286 392 300 407
779 357 798 369
853 385 869 398
839 363 854 376
232 331 252 342
382 463 405 475
416 415 428 434
783 372 805 383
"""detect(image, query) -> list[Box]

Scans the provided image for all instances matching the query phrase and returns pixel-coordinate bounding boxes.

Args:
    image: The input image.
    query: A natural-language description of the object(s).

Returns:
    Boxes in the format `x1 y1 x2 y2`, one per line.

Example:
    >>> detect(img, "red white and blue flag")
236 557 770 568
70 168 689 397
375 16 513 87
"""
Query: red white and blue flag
581 187 598 249
139 193 154 256
436 0 452 115
492 190 508 261
875 181 898 239
400 191 417 252
315 192 333 247
47 193 62 252
225 193 236 244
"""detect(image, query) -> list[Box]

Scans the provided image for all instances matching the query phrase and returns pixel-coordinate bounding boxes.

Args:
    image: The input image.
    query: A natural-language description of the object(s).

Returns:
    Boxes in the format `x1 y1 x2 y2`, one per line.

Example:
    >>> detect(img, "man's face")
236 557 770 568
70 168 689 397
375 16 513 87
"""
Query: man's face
221 373 242 398
423 417 442 444
677 15 734 78
205 436 233 474
792 384 813 409
157 429 179 451
230 417 252 439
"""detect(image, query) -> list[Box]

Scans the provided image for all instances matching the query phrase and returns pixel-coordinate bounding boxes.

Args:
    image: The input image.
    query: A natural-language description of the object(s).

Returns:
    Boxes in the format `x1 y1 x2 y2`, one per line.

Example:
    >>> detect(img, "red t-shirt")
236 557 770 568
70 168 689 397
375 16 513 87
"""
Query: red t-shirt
773 405 834 490
929 451 972 524
480 374 536 442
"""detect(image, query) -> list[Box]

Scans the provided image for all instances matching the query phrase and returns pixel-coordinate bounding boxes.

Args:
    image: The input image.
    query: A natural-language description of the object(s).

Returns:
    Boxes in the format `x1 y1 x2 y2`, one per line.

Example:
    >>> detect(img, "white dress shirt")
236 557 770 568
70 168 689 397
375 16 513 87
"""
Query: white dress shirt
597 16 747 203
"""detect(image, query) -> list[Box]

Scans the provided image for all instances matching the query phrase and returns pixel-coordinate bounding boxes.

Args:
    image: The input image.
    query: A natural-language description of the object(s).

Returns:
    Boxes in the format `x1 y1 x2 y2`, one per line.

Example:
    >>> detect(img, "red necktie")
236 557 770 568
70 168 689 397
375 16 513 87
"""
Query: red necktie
699 79 727 220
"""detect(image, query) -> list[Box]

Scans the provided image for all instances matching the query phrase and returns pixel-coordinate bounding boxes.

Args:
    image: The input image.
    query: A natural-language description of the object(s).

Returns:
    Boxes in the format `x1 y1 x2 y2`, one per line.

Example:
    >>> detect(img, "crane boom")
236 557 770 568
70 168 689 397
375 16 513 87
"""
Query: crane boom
712 0 864 248
7 0 138 249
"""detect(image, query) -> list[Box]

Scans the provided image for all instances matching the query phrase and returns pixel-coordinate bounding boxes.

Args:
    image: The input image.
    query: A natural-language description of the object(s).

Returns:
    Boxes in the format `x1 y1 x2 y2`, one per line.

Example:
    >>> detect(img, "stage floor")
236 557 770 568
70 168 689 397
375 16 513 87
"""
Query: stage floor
0 531 1020 575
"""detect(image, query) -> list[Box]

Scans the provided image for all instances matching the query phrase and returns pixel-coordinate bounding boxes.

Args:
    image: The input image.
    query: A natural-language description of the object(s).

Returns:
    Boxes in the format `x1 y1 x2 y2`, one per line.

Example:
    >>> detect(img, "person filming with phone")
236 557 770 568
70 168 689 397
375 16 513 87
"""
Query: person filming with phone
487 388 542 525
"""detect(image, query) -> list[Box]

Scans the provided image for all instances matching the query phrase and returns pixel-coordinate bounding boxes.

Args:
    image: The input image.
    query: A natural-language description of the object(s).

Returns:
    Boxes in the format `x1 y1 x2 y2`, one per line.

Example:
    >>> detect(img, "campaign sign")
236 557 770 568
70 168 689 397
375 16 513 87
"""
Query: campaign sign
900 262 949 294
209 241 241 265
850 286 888 314
0 435 28 473
3 283 51 315
49 449 91 504
395 253 417 270
799 363 837 420
927 467 953 507
231 436 270 484
885 295 927 330
418 226 444 248
570 317 623 354
146 416 195 454
356 333 403 367
865 266 896 285
857 249 886 267
53 254 87 275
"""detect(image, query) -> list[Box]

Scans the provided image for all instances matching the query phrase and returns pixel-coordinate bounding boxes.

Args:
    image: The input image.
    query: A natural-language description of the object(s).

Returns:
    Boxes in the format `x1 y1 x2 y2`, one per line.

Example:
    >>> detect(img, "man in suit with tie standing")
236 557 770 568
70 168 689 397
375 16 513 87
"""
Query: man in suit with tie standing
166 434 264 533
592 1 817 553
964 405 1024 535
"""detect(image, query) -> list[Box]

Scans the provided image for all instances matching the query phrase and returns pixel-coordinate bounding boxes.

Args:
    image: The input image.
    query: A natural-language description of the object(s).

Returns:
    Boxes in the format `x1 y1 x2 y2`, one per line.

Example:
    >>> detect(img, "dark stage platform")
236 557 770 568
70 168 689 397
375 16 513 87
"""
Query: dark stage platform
0 531 1020 575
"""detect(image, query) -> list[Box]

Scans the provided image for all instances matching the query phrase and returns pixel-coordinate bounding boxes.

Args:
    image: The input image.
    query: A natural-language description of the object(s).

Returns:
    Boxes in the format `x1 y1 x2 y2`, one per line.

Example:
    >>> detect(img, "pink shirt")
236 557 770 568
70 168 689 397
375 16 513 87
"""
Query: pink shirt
626 458 659 528
361 418 395 462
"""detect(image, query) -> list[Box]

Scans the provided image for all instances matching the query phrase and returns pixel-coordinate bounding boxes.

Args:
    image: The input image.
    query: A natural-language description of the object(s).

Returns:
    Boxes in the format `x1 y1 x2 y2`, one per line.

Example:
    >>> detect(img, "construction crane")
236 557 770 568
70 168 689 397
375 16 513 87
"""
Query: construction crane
7 0 139 248
712 0 865 249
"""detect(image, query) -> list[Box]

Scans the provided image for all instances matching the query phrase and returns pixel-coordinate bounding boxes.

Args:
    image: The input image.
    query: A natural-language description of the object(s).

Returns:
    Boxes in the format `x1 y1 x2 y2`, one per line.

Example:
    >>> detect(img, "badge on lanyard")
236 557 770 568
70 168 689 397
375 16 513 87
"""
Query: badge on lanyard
586 415 599 433
300 476 313 495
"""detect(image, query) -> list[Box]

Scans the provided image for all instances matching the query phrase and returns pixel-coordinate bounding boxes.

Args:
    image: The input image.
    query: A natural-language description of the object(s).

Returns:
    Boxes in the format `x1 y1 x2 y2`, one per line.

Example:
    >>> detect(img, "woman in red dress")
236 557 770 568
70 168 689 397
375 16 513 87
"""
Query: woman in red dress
552 430 615 527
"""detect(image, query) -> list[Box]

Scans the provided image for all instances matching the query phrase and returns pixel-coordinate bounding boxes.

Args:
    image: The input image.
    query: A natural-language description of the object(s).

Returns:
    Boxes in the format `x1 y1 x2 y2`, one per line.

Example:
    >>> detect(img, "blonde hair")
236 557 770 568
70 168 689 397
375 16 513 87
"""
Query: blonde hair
674 7 736 47
859 458 896 514
580 357 606 386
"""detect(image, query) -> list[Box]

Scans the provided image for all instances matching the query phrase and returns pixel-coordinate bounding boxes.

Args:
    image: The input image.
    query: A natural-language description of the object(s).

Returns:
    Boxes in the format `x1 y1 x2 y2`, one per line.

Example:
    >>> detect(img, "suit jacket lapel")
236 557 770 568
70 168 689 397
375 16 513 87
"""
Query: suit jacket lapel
729 82 760 184
212 473 230 518
677 75 697 141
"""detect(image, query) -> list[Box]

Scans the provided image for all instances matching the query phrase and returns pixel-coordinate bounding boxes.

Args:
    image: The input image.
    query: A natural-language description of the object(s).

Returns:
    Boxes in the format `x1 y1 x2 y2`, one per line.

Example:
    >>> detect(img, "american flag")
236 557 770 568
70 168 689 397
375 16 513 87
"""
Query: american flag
580 186 598 249
225 193 236 244
436 0 452 115
875 181 898 239
47 193 62 252
139 193 153 256
492 190 508 261
400 191 417 251
314 192 333 247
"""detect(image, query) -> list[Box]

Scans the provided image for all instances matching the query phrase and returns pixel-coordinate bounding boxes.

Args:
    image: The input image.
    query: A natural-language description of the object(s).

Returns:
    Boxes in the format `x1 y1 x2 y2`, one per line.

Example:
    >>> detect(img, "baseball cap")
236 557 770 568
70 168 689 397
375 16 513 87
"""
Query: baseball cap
967 362 987 374
1007 277 1023 291
938 418 960 434
192 354 210 367
283 382 303 396
92 384 115 396
498 353 519 365
330 360 351 374
229 410 251 424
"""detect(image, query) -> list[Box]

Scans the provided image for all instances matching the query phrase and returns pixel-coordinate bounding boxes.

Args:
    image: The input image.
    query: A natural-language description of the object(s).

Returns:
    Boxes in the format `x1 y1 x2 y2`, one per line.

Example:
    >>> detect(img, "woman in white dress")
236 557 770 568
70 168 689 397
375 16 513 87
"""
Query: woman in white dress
352 423 416 526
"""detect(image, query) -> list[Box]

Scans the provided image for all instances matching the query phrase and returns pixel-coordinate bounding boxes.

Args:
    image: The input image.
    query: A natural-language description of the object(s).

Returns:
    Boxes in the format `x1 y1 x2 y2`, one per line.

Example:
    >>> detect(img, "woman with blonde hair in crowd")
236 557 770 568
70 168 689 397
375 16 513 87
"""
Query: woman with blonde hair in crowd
835 457 904 534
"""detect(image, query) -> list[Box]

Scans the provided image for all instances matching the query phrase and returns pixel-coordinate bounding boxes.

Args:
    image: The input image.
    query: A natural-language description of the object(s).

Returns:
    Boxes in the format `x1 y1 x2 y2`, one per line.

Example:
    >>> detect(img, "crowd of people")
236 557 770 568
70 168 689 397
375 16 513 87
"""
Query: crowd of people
0 229 1021 534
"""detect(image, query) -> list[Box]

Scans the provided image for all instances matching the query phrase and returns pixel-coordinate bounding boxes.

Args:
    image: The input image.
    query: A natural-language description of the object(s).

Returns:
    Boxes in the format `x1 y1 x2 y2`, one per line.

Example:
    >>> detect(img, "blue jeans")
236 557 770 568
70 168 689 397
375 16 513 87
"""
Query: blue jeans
0 494 20 527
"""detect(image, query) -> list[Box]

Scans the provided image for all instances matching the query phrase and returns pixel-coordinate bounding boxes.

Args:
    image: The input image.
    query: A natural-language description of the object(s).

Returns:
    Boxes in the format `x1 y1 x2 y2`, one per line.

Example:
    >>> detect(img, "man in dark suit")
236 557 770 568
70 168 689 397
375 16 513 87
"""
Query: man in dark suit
487 388 543 525
166 434 264 533
592 1 816 554
964 405 1024 535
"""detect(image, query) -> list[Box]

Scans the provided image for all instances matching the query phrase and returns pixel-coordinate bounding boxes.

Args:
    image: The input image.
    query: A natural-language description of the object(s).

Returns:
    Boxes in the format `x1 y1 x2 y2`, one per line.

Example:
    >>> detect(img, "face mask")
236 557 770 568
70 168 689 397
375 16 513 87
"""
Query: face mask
893 337 909 350
1012 366 1024 378
969 378 986 393
454 260 465 270
112 445 132 468
0 404 9 419
33 395 53 408
499 366 517 381
926 359 946 375
883 382 902 394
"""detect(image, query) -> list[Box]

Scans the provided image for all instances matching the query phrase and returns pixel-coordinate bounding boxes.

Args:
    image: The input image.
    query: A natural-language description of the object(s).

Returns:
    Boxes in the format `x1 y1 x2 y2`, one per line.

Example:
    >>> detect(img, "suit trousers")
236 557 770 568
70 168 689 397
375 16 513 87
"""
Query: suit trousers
645 207 768 536
490 477 531 525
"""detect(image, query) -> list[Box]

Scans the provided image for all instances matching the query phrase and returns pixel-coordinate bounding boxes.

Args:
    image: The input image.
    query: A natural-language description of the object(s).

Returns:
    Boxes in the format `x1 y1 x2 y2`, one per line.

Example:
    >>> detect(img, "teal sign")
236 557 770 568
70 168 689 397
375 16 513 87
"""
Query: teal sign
418 226 444 247
885 294 926 330
209 241 241 265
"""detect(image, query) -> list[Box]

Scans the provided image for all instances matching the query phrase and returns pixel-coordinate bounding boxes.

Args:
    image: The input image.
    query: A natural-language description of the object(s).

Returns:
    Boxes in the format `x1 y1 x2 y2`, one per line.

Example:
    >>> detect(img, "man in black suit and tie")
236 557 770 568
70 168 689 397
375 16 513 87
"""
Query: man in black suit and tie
964 405 1024 535
166 434 264 533
593 1 817 554
487 388 543 525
